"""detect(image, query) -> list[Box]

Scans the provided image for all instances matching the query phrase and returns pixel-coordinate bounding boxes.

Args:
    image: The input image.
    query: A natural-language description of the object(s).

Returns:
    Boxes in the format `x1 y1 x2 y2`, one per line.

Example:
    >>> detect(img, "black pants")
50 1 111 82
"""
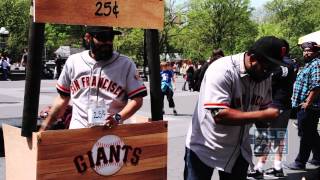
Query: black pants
161 87 175 109
184 148 249 180
295 108 320 164
1 69 8 80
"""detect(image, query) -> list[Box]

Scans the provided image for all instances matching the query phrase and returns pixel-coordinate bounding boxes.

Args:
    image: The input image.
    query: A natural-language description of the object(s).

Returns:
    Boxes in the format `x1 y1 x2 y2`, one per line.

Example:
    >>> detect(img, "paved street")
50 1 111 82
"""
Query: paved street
0 76 319 179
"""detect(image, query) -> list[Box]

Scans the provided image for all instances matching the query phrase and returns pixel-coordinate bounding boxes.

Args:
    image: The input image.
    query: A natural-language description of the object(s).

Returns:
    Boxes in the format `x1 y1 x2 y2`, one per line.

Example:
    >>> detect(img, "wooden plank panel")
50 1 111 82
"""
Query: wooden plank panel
38 167 166 180
37 144 166 174
3 122 167 179
2 124 38 180
34 0 164 30
37 121 167 179
38 134 167 160
37 156 166 179
116 155 166 175
38 121 167 146
108 167 166 180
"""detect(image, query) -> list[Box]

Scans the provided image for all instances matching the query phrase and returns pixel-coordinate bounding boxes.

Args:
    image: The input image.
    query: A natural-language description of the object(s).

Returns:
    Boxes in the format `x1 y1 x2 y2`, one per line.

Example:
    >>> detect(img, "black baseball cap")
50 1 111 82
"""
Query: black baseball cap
86 26 121 41
301 41 320 52
249 36 287 67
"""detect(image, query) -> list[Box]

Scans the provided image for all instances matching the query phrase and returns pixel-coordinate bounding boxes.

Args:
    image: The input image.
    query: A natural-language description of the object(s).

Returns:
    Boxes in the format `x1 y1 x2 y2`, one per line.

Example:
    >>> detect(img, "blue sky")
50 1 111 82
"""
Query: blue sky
250 0 271 8
176 0 271 8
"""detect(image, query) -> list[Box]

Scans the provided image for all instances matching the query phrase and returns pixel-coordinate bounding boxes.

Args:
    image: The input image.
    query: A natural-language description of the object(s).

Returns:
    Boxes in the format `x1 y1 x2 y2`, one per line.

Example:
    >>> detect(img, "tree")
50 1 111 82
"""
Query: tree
159 0 187 61
173 0 258 61
45 24 85 60
262 0 320 60
114 28 144 66
0 0 29 62
0 0 86 62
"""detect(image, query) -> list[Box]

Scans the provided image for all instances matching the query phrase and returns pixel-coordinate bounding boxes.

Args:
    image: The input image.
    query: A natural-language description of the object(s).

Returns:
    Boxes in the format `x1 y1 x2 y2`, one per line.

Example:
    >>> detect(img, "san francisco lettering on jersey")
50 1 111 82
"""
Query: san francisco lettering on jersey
70 75 124 97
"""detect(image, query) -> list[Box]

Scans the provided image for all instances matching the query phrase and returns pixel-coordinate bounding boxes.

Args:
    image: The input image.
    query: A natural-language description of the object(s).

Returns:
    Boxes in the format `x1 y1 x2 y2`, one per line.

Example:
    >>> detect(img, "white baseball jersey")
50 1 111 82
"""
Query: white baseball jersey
186 53 272 173
56 50 147 129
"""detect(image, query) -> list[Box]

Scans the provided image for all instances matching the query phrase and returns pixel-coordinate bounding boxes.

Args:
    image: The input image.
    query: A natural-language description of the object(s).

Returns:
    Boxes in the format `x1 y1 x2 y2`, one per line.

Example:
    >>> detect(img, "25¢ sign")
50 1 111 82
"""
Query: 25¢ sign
34 0 164 29
95 0 119 18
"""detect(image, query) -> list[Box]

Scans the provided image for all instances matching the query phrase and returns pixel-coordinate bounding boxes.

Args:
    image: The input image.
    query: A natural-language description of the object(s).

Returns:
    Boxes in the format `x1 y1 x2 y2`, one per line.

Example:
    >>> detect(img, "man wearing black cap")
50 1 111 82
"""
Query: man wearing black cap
285 41 320 170
184 36 287 180
249 39 297 179
39 26 147 131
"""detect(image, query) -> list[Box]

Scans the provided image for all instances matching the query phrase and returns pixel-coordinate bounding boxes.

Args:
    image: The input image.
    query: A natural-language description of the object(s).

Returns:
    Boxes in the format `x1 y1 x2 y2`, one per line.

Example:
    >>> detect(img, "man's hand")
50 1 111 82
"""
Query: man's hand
261 107 279 120
38 126 46 133
104 114 119 129
38 94 70 132
299 102 310 110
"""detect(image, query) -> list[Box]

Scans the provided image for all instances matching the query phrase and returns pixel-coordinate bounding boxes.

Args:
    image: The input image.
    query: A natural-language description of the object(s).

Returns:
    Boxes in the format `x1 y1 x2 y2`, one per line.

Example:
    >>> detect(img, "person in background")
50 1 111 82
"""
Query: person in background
186 62 195 91
175 61 181 75
20 48 28 67
285 41 320 170
160 61 178 116
248 39 296 179
0 52 11 80
181 61 189 91
54 55 65 79
192 48 224 92
184 36 288 180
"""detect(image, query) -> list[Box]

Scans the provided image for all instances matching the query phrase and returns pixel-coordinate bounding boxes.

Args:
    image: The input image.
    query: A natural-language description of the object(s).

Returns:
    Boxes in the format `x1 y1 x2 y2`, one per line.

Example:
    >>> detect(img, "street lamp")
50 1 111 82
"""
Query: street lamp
0 27 9 52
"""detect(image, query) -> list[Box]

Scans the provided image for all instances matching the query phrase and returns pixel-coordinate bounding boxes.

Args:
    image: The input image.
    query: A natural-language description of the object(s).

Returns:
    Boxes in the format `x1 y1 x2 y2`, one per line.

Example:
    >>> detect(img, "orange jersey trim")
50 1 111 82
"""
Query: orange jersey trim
128 86 147 97
56 84 70 93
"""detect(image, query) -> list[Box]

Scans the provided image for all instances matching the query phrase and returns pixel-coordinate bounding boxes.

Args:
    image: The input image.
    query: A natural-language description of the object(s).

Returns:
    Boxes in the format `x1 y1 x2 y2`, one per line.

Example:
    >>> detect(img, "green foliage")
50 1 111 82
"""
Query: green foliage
45 24 85 59
0 0 29 62
2 0 320 66
0 0 85 61
159 1 186 59
261 0 320 61
114 28 144 65
173 0 258 61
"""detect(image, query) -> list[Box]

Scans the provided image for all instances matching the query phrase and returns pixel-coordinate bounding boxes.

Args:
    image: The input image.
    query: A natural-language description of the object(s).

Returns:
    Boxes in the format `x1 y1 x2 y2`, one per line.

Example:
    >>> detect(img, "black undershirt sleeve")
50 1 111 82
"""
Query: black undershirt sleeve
130 91 147 99
57 88 71 97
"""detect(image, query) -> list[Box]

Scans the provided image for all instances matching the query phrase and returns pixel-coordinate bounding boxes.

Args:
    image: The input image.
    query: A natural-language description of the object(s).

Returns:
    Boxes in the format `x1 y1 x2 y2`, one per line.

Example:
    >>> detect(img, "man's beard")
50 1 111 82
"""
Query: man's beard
303 54 317 63
90 41 114 61
303 51 320 63
246 68 270 83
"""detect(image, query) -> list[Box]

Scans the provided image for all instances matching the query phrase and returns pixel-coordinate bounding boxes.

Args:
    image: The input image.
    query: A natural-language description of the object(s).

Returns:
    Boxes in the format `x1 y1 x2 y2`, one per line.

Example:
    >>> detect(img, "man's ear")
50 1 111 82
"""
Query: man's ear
249 53 257 63
84 33 92 43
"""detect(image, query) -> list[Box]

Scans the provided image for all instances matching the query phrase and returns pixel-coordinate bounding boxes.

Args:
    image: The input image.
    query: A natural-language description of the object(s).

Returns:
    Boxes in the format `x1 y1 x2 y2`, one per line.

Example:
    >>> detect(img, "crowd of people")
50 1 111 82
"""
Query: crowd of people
0 48 30 81
156 37 319 179
0 47 68 80
184 37 320 180
158 37 320 179
165 49 225 93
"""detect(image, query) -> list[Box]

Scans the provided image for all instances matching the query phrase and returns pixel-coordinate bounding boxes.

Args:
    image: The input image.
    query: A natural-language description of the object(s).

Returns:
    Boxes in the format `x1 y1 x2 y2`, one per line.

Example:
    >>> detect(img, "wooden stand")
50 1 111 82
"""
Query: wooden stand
3 120 167 180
